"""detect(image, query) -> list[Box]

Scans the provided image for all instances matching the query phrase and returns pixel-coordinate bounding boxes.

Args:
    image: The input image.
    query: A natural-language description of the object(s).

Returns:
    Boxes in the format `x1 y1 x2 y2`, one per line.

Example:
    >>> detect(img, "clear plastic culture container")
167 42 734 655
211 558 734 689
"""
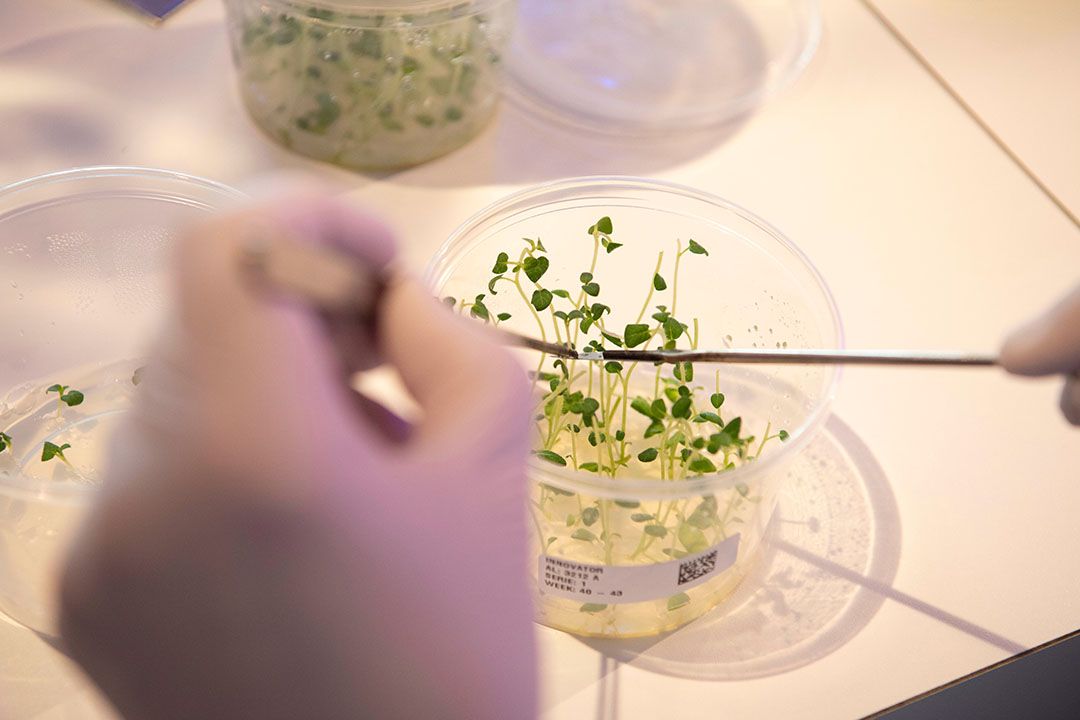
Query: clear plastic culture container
0 167 242 635
427 177 842 638
223 0 517 170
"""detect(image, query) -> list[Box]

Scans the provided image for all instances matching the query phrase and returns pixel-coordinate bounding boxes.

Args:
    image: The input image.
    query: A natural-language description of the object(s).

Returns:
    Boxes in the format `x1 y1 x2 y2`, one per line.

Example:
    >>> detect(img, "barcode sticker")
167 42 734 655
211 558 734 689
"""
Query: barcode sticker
538 533 740 604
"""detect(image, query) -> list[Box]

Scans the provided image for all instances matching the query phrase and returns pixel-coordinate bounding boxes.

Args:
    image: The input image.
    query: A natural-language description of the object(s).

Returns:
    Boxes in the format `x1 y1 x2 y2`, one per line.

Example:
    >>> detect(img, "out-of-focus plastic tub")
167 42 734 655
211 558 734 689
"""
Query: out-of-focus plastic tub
0 167 242 635
426 177 842 637
223 0 517 170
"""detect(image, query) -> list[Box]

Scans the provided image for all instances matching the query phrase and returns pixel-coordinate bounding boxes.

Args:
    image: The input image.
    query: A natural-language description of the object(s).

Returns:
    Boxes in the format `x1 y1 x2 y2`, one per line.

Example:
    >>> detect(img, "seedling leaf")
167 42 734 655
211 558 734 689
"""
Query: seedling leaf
534 449 567 466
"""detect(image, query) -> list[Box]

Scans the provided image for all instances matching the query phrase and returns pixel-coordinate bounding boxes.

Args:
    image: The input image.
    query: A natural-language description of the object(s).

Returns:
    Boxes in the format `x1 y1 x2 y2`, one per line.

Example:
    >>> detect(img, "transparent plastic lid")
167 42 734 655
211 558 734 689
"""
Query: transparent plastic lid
259 0 507 17
0 166 243 401
506 0 822 134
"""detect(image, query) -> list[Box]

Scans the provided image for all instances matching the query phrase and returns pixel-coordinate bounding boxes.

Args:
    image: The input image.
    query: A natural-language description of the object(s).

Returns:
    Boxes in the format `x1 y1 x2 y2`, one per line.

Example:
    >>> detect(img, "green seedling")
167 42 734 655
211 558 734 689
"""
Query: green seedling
461 217 789 617
41 442 73 468
0 432 11 455
46 384 84 418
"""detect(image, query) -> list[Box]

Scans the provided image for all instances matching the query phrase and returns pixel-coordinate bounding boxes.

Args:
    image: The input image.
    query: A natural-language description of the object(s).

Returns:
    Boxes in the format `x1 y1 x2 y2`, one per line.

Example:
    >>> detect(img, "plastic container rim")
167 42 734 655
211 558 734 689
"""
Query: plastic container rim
0 166 245 206
425 175 844 501
234 0 511 24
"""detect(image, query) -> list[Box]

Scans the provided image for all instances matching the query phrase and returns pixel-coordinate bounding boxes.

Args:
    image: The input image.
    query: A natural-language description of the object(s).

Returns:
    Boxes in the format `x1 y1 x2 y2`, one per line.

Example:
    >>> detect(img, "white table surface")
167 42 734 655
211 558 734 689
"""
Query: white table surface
1 1 1078 718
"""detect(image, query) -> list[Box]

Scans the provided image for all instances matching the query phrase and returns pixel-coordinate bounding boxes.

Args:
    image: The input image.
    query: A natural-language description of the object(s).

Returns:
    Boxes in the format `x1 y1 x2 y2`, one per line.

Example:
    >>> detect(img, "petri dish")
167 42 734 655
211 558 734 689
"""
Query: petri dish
0 166 243 635
506 0 822 135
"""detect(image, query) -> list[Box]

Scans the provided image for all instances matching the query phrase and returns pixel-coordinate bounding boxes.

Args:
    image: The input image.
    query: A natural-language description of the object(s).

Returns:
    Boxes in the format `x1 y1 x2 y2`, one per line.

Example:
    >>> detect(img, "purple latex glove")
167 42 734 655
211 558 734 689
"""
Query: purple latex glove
58 194 538 720
1000 285 1080 425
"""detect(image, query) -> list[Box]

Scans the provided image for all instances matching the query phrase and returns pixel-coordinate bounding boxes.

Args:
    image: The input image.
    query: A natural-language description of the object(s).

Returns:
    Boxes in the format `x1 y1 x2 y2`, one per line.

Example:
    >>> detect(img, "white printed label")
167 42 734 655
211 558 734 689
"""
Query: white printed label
538 533 740 604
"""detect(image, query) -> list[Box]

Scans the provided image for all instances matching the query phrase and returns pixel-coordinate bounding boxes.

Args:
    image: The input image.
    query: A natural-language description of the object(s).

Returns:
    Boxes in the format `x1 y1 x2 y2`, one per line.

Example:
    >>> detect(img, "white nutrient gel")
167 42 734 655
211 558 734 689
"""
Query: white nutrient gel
539 534 740 604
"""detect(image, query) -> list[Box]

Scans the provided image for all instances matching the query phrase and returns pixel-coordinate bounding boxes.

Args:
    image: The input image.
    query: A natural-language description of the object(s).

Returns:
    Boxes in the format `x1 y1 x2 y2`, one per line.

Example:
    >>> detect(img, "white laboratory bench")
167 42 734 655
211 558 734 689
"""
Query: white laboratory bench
1 1 1077 718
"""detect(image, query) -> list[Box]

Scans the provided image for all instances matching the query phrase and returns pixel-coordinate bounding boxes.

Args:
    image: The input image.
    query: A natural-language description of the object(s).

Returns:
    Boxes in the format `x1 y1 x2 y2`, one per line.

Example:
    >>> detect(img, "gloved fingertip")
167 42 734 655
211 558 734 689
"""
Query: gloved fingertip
380 276 531 441
1000 285 1080 377
999 320 1050 376
209 182 400 273
993 321 1036 375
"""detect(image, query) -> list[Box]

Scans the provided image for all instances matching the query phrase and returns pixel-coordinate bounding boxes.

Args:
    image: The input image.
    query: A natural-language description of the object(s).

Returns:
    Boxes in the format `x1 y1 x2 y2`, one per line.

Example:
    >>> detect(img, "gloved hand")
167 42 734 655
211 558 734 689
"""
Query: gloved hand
58 194 537 720
1000 285 1080 426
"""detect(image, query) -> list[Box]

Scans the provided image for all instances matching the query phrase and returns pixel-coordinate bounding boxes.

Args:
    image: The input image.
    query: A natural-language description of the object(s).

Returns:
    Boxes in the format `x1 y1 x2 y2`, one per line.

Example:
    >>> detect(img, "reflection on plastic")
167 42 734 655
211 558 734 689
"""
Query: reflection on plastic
580 413 902 680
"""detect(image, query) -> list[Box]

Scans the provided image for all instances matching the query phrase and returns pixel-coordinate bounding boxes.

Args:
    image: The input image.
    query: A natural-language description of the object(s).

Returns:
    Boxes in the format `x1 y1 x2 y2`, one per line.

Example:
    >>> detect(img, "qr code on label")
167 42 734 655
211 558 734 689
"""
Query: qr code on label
678 550 718 585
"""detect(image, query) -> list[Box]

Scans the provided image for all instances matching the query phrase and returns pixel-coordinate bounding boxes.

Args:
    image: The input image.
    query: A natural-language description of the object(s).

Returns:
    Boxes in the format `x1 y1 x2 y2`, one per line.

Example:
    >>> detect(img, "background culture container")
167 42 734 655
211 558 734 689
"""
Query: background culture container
223 0 517 170
506 0 821 135
0 167 242 635
427 177 842 637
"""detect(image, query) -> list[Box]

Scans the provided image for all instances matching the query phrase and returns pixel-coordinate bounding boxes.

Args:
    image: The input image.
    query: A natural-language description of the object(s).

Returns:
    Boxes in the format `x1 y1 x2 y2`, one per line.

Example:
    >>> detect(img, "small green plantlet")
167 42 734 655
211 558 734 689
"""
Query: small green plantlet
534 449 567 466
531 288 553 311
41 441 73 467
572 528 598 542
522 255 549 283
623 323 651 348
0 432 12 454
46 384 84 418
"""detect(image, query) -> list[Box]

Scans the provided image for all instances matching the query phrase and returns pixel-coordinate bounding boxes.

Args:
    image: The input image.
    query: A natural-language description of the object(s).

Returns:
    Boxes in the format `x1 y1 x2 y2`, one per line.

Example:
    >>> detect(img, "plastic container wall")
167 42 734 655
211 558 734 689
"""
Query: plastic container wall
223 0 517 170
427 177 842 637
0 167 242 635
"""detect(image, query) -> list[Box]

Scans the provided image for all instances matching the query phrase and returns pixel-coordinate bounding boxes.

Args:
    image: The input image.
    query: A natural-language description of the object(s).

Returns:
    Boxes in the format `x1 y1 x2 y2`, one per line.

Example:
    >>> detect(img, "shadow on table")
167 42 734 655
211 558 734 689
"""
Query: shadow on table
579 413 903 681
579 414 1027 691
381 100 747 190
0 11 763 191
0 22 358 190
385 0 777 188
0 613 110 720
